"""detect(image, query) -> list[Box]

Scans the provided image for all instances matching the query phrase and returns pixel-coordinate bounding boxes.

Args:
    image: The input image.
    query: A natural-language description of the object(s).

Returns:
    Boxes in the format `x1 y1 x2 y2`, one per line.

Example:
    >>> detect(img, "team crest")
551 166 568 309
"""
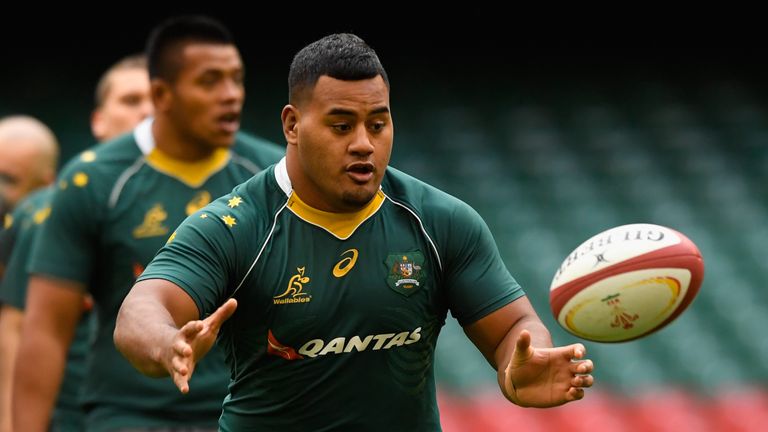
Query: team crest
385 252 425 296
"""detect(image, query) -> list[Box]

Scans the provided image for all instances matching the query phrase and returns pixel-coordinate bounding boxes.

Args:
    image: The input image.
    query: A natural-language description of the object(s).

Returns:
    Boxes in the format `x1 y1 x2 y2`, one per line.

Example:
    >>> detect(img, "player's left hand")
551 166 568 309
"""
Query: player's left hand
502 329 594 407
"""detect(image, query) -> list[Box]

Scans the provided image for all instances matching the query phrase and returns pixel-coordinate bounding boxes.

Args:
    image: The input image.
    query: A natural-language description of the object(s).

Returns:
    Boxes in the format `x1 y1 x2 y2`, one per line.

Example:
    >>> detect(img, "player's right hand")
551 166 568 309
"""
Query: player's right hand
167 298 238 393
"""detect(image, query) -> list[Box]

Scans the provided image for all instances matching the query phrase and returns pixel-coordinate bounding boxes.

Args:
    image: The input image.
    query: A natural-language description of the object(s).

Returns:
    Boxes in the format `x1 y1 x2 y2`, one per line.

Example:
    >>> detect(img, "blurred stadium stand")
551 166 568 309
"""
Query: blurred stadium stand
388 77 768 431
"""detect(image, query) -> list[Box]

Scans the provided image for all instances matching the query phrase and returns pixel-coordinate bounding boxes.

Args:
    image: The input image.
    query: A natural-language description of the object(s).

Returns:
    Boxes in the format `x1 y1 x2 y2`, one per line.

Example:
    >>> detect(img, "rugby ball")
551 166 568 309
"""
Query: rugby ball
549 223 704 342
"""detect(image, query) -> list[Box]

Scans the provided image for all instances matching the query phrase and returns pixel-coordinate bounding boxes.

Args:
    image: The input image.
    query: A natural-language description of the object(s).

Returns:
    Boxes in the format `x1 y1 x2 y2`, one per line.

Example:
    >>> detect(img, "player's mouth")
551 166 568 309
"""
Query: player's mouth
346 162 375 183
216 112 240 134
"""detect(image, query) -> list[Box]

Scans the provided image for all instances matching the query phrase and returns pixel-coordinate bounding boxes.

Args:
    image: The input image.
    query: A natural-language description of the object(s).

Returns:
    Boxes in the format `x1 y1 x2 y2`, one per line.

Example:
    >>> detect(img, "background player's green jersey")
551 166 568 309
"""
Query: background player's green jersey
30 119 284 431
0 187 93 431
141 158 524 431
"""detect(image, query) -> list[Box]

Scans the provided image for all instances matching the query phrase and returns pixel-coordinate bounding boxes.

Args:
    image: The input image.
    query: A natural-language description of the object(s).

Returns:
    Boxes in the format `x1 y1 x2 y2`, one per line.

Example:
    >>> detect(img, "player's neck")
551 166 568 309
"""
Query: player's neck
152 118 216 162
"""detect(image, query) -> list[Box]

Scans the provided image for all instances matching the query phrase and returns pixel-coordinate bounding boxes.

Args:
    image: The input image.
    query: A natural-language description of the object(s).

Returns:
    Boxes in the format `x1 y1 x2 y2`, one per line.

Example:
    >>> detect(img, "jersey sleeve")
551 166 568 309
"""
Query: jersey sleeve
440 202 524 326
28 170 103 286
138 206 238 319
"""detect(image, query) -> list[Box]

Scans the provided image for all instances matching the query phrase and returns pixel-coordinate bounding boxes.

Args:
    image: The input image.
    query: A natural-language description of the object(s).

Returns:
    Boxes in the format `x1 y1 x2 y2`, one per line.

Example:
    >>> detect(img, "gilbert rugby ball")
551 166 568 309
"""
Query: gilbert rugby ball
549 223 704 342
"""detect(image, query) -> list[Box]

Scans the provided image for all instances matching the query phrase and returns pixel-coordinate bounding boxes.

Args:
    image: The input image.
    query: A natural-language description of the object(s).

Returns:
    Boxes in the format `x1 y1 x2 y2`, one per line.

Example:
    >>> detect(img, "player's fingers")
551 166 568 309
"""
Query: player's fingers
571 374 594 388
206 298 238 331
172 339 193 357
512 330 532 360
570 359 593 374
172 372 190 394
570 343 586 360
172 355 190 377
565 387 585 402
179 321 204 340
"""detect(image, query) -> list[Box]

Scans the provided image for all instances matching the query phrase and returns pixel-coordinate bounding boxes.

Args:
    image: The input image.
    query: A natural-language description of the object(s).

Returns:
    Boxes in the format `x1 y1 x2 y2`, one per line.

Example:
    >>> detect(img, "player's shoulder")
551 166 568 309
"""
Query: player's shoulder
199 164 286 227
58 133 141 182
53 134 142 206
6 186 54 234
232 131 285 169
382 166 478 222
19 186 54 211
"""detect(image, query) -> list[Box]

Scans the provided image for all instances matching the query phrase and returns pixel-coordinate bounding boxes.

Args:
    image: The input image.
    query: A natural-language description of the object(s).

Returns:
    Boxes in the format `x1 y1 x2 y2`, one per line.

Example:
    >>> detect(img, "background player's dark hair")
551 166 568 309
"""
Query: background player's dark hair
288 33 389 104
146 15 234 82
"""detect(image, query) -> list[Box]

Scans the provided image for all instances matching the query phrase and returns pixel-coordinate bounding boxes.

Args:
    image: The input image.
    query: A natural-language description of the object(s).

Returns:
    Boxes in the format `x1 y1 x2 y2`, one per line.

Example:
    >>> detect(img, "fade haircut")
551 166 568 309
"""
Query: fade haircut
146 15 234 82
288 33 389 105
94 54 147 109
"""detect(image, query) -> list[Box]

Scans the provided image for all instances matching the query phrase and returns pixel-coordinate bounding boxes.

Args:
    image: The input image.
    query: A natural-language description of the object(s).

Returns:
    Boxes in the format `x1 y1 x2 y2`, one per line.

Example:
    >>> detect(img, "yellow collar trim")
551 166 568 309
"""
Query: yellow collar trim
145 147 231 188
287 190 385 240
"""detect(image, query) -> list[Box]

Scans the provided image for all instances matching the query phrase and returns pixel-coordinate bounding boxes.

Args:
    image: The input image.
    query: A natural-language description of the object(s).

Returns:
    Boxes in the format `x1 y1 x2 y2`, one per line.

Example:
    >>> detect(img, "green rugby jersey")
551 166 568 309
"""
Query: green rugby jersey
29 119 284 431
141 158 524 431
0 187 93 431
0 203 19 272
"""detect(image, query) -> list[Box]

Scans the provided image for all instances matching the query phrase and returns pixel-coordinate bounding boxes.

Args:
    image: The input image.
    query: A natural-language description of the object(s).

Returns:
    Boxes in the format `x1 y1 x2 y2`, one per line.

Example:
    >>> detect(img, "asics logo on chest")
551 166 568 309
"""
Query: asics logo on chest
333 248 358 278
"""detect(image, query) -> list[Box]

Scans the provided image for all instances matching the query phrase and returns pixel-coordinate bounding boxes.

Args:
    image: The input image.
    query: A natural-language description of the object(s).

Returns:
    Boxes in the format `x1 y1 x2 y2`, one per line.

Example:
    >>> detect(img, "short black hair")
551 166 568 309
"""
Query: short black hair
288 33 389 104
146 15 234 82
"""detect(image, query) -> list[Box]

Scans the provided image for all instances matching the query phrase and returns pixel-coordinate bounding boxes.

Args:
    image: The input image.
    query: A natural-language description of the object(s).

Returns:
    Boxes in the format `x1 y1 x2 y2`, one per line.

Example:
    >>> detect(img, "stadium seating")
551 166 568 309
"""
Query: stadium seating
389 77 768 430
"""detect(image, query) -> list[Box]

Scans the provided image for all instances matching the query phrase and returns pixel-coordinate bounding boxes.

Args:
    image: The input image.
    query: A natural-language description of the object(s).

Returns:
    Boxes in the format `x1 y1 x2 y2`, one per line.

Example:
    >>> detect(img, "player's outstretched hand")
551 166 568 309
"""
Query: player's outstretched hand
166 298 237 393
502 329 594 407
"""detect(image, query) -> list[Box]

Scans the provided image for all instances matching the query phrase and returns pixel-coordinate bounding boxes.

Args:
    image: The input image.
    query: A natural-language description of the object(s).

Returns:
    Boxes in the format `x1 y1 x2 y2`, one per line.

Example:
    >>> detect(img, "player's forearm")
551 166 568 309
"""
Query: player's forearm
114 294 178 377
0 306 22 432
12 325 67 432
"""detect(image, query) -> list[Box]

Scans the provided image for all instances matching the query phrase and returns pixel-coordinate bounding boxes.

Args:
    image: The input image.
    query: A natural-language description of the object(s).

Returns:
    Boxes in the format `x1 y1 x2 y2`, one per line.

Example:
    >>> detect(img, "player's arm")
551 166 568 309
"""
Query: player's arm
464 296 594 408
12 276 84 432
0 305 22 432
114 279 236 393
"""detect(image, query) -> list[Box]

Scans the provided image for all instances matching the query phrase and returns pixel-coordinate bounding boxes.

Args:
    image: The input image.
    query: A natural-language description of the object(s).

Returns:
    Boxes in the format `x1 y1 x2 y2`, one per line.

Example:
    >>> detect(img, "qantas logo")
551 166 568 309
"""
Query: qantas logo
266 327 422 360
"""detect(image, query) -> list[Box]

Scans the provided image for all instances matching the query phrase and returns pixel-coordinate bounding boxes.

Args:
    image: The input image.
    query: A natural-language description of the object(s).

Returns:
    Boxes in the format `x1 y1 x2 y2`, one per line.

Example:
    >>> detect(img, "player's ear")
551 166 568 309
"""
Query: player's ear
151 79 171 113
281 105 299 147
91 110 106 141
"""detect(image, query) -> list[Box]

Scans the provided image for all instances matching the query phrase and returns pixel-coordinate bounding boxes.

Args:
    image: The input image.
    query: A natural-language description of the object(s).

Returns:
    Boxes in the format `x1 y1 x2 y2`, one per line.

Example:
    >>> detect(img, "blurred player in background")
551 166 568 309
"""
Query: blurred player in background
0 115 58 432
91 54 153 142
115 33 593 431
0 53 151 432
0 115 58 280
0 116 58 212
12 14 283 431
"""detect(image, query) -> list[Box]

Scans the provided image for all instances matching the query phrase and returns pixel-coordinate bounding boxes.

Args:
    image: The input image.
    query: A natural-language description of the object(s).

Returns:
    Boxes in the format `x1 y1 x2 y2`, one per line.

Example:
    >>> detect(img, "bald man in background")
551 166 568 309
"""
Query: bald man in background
0 116 59 278
0 116 58 211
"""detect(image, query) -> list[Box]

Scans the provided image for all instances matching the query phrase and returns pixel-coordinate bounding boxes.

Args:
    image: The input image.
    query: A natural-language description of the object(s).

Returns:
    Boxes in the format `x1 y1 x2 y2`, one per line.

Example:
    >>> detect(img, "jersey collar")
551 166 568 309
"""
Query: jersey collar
135 117 231 188
133 117 155 155
274 157 385 240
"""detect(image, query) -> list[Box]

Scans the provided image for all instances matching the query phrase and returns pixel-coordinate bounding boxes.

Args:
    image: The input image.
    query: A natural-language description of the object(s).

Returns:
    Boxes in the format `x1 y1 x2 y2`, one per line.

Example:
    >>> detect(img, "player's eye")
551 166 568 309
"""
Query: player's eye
332 124 352 133
369 121 386 132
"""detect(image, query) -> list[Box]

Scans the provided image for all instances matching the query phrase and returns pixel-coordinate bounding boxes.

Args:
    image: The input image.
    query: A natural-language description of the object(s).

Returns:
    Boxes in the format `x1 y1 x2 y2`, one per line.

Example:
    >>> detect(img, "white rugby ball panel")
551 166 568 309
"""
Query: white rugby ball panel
551 223 682 290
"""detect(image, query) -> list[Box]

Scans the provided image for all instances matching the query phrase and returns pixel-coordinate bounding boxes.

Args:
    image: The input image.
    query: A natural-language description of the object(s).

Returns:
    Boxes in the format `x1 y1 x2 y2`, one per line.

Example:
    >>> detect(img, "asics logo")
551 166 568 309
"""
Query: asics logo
333 249 358 278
